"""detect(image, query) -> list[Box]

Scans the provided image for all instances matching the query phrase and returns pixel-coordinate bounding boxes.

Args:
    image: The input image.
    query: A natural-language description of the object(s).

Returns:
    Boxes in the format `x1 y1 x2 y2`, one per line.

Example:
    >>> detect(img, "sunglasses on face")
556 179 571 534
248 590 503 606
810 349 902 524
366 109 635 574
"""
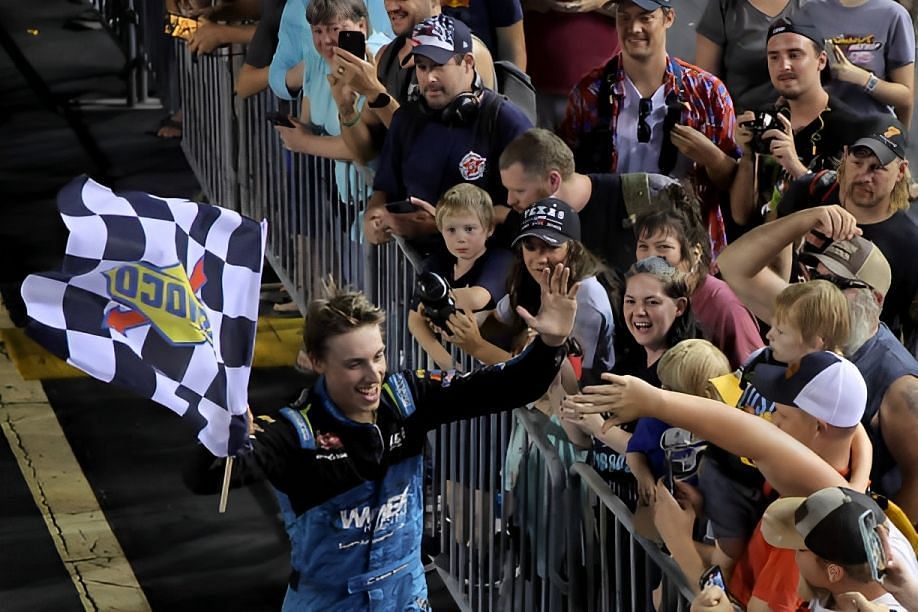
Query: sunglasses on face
638 98 652 143
811 271 871 291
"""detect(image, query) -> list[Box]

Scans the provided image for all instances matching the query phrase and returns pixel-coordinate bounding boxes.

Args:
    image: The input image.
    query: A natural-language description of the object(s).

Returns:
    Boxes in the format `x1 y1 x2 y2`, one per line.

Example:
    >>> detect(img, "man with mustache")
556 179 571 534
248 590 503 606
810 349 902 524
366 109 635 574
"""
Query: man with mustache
775 120 917 355
729 17 876 228
362 14 532 251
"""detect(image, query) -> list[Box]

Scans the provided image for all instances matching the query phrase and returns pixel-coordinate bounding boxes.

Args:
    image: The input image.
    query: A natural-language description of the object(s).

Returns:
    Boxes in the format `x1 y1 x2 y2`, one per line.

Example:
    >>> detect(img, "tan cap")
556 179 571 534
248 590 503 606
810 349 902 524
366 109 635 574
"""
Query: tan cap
800 236 891 298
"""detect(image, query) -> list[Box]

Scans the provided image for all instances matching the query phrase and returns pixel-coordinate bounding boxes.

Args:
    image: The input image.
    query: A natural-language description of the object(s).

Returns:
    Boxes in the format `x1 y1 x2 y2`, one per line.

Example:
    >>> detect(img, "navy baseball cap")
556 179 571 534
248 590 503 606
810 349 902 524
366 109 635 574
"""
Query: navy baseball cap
408 15 472 65
512 197 581 248
627 0 673 10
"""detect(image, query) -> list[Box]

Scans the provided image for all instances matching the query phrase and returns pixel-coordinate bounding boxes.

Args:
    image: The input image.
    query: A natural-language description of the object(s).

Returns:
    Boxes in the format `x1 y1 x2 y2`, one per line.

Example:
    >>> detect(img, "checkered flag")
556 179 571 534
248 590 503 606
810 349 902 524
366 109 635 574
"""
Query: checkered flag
21 176 267 457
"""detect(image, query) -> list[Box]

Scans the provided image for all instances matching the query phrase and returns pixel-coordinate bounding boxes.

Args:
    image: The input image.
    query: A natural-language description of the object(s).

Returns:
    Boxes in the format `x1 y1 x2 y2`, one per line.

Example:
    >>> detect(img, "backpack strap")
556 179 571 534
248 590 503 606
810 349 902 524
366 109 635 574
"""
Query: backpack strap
279 405 316 450
658 56 686 176
808 169 840 204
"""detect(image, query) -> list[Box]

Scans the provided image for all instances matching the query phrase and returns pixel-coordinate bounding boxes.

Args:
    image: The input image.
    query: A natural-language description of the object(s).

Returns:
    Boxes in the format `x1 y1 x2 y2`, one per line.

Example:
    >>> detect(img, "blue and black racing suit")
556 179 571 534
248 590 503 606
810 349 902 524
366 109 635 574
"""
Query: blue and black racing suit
188 338 565 611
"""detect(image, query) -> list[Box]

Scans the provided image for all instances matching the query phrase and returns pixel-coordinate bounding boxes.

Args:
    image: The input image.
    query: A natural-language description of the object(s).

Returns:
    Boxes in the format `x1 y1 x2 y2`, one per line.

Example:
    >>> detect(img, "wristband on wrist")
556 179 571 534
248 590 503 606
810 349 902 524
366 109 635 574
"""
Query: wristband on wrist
864 72 879 93
339 108 361 128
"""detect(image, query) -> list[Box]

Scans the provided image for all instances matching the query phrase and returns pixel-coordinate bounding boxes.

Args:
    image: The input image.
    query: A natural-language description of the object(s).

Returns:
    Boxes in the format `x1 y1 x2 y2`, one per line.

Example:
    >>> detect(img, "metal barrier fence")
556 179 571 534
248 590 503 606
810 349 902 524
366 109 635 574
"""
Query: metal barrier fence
175 37 699 612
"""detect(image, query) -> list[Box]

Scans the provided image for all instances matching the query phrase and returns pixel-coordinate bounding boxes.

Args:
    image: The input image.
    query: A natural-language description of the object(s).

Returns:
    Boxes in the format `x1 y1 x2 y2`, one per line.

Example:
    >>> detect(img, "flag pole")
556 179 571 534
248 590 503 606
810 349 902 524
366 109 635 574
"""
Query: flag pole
218 457 234 513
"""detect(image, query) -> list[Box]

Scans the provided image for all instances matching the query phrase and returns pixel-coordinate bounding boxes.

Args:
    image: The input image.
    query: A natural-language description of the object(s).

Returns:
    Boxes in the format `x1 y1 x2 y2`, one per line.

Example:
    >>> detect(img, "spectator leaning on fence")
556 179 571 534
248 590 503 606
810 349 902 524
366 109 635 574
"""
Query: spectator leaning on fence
330 0 497 165
560 0 740 255
716 205 918 524
362 14 531 251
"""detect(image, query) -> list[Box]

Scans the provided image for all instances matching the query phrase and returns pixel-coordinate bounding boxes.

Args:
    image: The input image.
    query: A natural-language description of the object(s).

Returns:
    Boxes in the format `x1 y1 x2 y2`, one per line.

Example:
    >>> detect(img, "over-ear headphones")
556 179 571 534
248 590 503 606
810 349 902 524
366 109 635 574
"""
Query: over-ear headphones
418 71 483 126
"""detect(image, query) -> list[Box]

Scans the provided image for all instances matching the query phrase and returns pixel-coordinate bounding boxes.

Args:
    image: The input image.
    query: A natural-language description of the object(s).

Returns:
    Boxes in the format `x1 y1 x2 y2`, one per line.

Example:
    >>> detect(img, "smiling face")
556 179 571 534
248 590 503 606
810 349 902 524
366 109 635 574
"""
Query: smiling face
440 213 490 262
766 33 826 100
623 273 687 353
521 237 569 282
615 2 674 63
311 18 367 62
311 325 387 422
384 0 434 36
500 162 554 213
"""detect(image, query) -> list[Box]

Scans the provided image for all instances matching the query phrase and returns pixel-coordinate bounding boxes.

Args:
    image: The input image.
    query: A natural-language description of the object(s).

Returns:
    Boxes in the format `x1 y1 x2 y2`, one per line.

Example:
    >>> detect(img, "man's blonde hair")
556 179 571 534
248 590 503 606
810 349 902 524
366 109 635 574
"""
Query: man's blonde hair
435 183 495 231
773 280 850 353
658 339 732 399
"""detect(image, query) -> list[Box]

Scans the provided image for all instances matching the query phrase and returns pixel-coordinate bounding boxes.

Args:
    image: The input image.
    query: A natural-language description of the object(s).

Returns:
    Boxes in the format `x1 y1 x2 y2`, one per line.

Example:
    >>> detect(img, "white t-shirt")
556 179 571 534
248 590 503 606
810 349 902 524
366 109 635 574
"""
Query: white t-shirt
615 76 667 174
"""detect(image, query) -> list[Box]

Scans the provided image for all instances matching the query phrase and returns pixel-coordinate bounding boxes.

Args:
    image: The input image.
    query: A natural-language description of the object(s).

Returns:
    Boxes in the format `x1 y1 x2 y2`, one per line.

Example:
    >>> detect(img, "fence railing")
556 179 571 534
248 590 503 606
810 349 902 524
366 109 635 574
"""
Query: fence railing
175 39 698 611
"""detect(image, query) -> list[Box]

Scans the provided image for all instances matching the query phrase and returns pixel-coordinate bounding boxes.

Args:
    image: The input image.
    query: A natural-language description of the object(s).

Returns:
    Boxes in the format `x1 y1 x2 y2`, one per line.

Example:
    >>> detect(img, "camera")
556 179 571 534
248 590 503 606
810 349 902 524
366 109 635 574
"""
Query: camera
742 108 788 154
416 271 456 331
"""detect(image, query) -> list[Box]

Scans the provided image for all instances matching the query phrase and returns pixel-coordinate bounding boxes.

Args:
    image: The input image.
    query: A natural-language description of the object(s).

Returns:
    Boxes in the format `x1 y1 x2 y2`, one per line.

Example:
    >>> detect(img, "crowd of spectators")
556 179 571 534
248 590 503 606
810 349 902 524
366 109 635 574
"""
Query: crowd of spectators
165 0 918 608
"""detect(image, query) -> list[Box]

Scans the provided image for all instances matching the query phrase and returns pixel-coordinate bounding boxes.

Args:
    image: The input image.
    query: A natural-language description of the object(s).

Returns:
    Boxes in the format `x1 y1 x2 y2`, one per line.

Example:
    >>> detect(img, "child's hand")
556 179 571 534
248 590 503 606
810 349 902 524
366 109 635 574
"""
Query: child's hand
443 308 482 350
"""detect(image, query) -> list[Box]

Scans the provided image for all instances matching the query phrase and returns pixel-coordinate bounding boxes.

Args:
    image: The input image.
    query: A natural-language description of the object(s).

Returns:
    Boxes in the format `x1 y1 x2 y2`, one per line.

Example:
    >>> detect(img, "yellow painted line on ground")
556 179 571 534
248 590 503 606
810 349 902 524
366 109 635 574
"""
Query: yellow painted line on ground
2 316 304 380
0 337 151 611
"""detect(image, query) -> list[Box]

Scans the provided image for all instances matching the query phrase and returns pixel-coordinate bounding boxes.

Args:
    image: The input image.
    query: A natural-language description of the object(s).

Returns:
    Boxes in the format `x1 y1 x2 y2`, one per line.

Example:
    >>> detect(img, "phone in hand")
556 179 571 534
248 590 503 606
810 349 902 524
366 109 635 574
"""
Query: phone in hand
858 509 887 582
338 30 366 59
266 111 294 128
385 199 420 214
699 565 727 592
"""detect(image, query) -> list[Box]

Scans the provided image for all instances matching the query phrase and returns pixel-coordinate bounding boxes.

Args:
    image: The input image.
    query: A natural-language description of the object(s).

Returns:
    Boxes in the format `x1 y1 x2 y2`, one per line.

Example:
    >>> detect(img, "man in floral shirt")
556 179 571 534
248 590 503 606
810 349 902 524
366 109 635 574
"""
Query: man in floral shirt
560 0 739 254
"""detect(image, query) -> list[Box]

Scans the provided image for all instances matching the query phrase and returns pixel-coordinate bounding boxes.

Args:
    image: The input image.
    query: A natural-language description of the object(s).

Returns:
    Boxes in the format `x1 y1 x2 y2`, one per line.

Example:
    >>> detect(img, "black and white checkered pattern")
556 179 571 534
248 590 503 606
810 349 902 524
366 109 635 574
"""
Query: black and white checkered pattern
21 177 267 457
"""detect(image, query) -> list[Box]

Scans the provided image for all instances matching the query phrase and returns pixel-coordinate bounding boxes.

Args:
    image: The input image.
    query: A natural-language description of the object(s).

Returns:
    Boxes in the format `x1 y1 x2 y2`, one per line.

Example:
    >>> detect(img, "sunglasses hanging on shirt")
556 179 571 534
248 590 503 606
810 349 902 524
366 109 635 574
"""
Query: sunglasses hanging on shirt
638 98 653 143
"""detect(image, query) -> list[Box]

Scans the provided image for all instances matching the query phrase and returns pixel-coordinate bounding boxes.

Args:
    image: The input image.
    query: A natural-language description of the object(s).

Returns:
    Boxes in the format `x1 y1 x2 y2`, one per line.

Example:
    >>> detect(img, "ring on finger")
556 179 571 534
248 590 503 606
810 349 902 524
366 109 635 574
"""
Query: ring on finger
337 66 345 75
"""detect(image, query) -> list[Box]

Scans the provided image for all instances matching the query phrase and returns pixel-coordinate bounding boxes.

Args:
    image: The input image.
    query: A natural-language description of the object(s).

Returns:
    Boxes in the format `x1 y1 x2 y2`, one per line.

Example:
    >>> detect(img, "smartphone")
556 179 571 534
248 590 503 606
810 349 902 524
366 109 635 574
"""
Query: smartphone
385 199 419 214
699 565 727 592
858 510 887 582
266 111 294 128
338 30 366 59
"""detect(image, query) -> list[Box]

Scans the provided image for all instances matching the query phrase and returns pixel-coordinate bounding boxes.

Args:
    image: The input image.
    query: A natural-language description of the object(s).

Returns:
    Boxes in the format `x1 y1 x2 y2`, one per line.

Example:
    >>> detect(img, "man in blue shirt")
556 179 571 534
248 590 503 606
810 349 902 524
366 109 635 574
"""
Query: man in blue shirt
363 14 532 251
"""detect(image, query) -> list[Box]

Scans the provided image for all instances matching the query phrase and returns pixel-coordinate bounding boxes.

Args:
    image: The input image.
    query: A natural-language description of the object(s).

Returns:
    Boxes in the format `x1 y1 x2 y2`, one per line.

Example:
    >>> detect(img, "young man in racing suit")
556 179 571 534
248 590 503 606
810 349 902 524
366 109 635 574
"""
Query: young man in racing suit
187 265 577 610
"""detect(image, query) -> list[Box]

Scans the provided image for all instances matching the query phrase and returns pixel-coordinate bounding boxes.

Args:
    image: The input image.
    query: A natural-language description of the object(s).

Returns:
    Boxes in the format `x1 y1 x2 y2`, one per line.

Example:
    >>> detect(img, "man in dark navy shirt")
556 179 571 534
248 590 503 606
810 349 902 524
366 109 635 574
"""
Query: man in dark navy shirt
364 14 531 250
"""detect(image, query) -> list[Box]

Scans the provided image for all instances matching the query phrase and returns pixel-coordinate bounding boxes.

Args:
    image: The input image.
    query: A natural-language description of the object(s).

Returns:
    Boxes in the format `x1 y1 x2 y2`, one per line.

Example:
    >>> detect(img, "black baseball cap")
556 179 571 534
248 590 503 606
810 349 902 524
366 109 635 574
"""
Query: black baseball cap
511 197 581 248
850 119 908 165
766 17 825 50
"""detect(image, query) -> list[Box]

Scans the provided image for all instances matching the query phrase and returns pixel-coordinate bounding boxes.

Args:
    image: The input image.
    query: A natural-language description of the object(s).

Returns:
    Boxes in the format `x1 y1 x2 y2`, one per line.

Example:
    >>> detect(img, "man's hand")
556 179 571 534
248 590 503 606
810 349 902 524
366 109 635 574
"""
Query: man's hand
764 114 807 178
382 196 437 239
561 373 663 426
187 20 226 55
516 263 579 347
332 46 385 99
804 205 862 242
670 124 724 167
691 586 735 612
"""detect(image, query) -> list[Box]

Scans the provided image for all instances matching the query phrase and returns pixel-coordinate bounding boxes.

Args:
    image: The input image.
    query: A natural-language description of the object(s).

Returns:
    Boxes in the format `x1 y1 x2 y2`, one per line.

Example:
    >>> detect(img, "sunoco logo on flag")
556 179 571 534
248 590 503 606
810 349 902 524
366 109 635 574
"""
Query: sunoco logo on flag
21 176 267 457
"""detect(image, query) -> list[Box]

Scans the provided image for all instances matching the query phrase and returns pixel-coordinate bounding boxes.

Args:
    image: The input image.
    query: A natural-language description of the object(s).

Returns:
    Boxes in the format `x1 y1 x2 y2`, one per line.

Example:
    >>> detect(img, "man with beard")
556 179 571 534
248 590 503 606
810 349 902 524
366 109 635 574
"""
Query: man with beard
330 0 496 164
716 204 918 523
362 14 531 250
776 119 918 354
729 17 876 227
